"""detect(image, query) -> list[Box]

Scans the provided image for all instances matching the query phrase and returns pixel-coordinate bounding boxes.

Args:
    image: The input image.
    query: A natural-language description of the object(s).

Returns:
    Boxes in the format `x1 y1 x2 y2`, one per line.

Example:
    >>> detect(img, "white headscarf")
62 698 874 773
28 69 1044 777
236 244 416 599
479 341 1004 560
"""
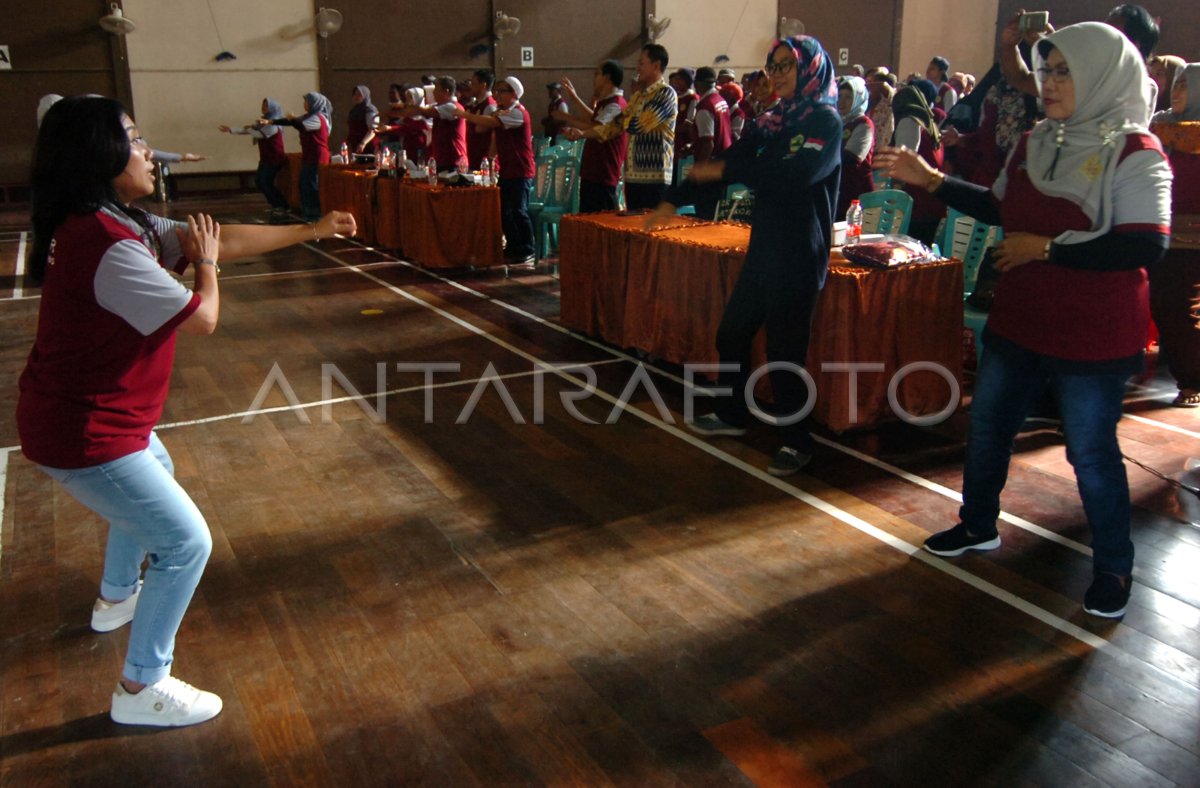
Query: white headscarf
1027 22 1153 245
837 76 868 122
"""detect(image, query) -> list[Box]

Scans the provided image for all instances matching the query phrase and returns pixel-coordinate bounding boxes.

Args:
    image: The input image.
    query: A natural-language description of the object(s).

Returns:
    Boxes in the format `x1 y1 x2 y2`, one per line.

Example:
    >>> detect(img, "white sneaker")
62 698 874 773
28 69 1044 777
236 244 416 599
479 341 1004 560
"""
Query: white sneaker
91 581 141 632
110 676 223 727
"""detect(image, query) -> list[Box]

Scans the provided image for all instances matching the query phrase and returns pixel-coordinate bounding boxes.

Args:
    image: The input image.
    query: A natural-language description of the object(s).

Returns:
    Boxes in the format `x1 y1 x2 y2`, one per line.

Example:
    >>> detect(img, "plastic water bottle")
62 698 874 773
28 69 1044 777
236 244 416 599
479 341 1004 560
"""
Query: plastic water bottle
397 148 407 178
489 156 499 183
480 158 491 186
340 142 349 163
846 199 863 241
427 158 437 185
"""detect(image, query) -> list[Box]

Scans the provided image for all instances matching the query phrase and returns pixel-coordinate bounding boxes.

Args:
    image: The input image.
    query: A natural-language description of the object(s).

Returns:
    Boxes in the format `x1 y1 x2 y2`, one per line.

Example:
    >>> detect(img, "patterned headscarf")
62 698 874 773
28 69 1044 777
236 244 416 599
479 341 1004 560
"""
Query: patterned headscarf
892 84 941 148
756 35 837 139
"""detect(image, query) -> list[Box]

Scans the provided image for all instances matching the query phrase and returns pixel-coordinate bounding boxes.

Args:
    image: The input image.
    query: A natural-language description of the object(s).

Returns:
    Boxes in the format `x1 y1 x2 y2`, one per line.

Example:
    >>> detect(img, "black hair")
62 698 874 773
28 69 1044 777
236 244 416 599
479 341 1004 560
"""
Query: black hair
695 66 717 85
389 82 404 94
1036 39 1057 60
435 75 456 93
930 56 950 77
29 95 133 284
642 43 669 72
599 59 624 88
1107 4 1159 58
472 69 495 88
421 74 437 85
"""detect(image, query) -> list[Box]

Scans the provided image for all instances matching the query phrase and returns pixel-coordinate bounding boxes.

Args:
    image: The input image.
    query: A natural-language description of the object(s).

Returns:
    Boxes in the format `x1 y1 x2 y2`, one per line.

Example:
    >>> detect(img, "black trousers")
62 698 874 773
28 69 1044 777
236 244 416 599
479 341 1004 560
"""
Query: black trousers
255 162 288 209
1149 248 1200 391
713 273 822 451
624 182 667 211
499 177 534 259
579 180 620 213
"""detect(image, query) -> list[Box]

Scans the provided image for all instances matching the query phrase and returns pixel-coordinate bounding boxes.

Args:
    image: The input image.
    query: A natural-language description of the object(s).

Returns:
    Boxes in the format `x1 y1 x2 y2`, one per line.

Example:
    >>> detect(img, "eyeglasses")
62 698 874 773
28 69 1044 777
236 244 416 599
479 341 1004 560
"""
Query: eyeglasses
1036 65 1071 84
766 58 796 76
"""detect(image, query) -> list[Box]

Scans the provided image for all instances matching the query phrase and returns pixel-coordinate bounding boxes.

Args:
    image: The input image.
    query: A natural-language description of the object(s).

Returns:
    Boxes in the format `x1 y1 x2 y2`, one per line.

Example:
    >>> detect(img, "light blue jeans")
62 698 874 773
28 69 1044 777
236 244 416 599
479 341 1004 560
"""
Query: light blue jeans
39 432 211 685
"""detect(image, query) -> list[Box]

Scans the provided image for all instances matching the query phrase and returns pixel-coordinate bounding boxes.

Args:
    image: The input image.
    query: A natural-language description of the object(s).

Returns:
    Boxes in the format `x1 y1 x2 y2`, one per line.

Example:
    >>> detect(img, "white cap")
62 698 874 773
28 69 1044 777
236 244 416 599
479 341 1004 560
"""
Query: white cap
502 76 524 100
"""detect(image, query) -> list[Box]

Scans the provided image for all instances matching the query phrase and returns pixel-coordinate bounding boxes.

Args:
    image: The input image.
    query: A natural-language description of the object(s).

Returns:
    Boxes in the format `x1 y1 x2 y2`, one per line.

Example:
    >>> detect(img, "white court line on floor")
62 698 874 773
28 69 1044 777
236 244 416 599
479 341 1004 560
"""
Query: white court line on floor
326 240 1106 560
14 232 26 299
0 362 620 453
0 448 10 565
301 242 1139 664
1123 412 1200 441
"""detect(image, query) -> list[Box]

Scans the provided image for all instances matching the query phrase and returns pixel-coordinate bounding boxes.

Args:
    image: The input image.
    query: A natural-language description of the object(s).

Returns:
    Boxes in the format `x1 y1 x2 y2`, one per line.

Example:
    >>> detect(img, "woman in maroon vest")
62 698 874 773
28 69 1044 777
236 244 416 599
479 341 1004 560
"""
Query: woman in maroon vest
218 97 289 215
836 76 875 218
276 92 331 220
1149 63 1200 407
344 85 379 159
890 83 944 243
22 95 355 727
878 23 1173 617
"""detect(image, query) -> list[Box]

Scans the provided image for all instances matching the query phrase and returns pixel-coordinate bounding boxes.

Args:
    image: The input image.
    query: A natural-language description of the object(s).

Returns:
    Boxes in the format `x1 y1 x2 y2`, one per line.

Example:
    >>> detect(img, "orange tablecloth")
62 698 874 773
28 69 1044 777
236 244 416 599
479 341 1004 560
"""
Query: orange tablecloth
558 212 704 345
374 176 405 250
319 165 377 243
276 153 303 210
559 215 964 431
398 181 503 268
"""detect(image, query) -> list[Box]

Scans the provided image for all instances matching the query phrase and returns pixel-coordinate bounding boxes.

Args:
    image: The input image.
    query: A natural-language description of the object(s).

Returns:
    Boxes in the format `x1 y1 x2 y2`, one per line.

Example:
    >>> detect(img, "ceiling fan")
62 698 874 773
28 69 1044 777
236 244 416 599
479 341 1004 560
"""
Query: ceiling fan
779 17 805 38
494 11 521 40
98 3 136 35
646 13 670 42
315 7 344 38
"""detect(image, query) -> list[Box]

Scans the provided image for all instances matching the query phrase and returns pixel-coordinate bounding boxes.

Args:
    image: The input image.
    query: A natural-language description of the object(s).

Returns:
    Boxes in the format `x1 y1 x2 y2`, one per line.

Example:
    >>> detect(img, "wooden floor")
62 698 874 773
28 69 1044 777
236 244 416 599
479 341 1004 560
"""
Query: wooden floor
1 196 1198 786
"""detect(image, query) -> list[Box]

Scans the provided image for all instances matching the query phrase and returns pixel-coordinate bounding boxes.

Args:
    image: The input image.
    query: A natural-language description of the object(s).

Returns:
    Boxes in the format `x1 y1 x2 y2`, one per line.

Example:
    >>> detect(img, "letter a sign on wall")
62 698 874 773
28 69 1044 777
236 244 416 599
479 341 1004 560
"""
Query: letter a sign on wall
0 46 12 70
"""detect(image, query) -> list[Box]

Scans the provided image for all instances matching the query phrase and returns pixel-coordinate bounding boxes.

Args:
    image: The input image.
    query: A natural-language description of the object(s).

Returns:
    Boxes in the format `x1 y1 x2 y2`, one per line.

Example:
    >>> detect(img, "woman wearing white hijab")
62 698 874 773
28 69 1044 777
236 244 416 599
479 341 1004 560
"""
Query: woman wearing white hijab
876 22 1172 618
1149 63 1200 407
836 75 874 217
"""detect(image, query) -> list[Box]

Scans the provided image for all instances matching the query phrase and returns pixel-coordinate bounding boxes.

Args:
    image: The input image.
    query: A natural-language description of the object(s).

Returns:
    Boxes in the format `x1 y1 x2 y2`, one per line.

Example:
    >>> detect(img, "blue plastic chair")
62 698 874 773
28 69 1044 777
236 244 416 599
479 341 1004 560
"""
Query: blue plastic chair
534 157 579 260
673 155 697 215
938 209 1003 364
527 155 559 255
858 189 913 235
940 209 1003 295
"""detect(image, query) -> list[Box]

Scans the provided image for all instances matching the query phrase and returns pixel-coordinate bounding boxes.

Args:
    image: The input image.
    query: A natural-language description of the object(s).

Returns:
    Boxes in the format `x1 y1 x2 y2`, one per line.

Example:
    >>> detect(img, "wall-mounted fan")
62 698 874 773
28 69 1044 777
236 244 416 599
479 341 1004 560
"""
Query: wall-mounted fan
646 13 670 41
99 4 136 35
494 11 521 40
779 17 805 38
315 7 344 38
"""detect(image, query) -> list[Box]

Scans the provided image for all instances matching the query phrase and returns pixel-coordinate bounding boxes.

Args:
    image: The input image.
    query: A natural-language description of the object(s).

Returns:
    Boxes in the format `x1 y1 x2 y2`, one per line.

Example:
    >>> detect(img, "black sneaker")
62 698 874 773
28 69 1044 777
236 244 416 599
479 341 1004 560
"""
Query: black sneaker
687 413 748 437
1083 572 1132 618
767 446 811 477
923 523 1001 557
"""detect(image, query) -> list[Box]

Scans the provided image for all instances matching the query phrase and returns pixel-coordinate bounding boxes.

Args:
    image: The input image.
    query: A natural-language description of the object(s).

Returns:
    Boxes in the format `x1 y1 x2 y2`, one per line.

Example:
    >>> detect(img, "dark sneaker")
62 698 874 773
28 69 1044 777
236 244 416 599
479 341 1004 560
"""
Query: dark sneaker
1083 572 1132 618
924 523 1001 557
767 446 811 477
687 413 747 437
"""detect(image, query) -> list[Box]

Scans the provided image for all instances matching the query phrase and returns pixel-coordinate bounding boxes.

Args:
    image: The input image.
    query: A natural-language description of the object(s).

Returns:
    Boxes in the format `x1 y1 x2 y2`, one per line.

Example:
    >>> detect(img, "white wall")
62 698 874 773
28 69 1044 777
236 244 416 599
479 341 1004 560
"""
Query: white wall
898 0 999 82
124 0 320 173
653 0 778 83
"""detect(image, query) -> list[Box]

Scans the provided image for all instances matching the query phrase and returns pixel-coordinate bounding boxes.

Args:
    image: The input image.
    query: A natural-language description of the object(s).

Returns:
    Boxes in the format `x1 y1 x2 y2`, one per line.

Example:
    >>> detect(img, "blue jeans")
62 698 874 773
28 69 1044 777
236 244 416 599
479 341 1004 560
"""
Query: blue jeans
960 348 1134 575
39 433 212 685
